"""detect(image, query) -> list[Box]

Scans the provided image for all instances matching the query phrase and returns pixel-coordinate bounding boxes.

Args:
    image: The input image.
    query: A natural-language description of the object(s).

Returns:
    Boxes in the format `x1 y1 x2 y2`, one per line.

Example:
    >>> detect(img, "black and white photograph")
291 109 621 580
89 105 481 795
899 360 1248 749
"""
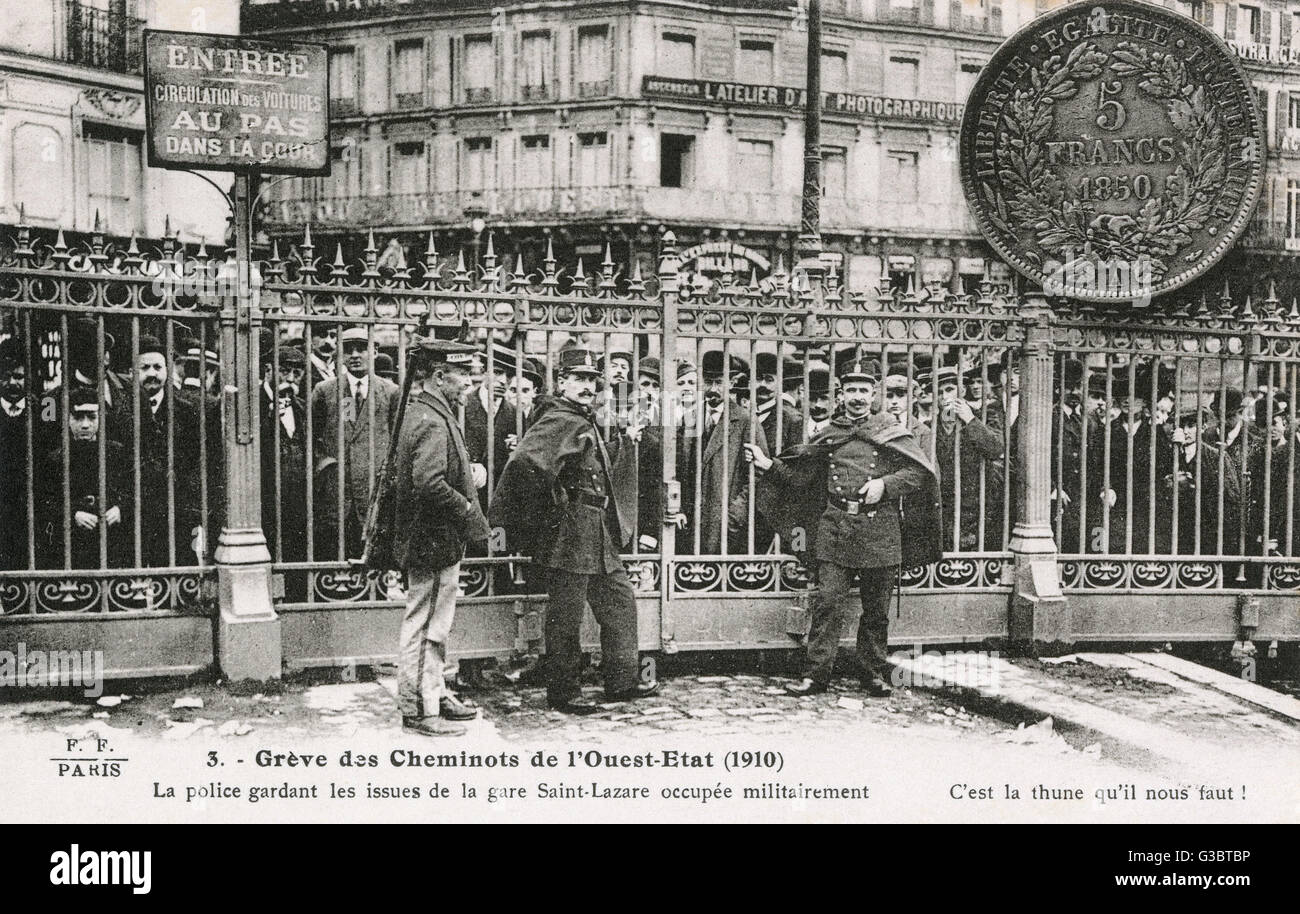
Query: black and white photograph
0 0 1297 862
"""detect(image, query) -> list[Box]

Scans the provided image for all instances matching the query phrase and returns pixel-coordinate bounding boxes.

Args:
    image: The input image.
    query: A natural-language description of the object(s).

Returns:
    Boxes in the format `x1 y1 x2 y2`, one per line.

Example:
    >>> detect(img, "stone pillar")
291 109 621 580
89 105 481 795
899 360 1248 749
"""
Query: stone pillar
1007 294 1068 648
215 173 280 682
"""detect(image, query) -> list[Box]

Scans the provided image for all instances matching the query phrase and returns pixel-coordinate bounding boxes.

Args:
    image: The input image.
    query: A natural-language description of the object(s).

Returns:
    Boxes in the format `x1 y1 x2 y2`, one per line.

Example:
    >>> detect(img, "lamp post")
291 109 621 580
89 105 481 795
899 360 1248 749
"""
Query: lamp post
796 0 823 274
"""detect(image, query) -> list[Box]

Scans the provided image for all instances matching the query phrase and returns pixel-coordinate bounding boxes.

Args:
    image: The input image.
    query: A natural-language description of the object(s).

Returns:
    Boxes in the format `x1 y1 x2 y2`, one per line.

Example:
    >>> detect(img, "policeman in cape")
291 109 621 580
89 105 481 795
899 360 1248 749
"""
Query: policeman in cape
745 354 941 696
391 334 491 738
489 348 660 714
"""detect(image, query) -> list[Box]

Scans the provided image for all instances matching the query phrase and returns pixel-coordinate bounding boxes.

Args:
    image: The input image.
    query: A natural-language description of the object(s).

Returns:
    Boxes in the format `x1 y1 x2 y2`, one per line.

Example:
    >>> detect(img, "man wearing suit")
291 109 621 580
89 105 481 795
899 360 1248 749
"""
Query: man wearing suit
311 327 400 560
677 351 768 554
489 348 659 714
393 336 490 737
463 344 512 507
749 356 940 697
133 335 205 568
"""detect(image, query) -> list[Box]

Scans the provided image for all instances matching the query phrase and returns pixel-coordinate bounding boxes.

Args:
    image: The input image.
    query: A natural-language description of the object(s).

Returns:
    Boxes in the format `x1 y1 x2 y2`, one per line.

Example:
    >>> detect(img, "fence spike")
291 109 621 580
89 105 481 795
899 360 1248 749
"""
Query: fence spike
365 228 377 255
16 202 24 225
93 209 101 233
303 222 313 249
425 230 437 258
1219 277 1233 313
1290 297 1300 324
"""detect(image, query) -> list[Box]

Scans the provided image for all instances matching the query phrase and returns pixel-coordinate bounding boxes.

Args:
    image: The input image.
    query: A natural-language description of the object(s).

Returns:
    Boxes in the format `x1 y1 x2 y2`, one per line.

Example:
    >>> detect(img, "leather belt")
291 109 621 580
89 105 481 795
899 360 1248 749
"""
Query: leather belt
570 490 609 509
828 494 874 516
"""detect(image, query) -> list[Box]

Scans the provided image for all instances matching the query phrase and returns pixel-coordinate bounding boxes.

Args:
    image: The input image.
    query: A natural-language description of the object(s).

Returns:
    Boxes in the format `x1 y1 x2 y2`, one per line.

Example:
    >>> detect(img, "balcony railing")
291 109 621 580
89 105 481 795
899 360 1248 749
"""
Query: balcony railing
264 186 644 228
464 87 494 104
394 91 424 110
262 184 980 236
578 79 613 98
519 84 552 101
62 0 144 75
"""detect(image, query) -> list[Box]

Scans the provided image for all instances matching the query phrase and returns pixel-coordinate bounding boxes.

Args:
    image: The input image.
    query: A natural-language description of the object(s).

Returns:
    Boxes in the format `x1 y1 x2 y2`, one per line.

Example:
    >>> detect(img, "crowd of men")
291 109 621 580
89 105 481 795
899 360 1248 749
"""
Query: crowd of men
4 317 1299 582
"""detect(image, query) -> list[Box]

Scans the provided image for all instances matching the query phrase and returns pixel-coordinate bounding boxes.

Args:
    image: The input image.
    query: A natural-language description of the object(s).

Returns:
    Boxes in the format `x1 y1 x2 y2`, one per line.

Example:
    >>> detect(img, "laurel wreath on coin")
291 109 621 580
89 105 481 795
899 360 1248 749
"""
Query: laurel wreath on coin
981 40 1226 280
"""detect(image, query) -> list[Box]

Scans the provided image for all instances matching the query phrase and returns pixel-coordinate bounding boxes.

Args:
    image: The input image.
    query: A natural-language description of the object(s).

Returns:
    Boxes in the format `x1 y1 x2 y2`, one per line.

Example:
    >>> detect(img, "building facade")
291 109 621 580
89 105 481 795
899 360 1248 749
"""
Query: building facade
245 0 1300 300
0 0 239 245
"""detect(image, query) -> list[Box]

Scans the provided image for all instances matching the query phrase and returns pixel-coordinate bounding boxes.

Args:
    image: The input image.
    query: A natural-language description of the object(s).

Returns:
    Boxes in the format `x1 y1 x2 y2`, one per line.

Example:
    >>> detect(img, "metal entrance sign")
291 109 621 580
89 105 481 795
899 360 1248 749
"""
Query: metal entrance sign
959 1 1265 302
143 29 329 175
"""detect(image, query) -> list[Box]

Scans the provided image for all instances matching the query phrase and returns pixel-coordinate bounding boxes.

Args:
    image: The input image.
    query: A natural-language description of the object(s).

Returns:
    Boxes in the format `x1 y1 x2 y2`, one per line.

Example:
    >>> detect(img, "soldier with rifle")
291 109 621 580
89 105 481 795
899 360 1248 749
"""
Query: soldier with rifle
363 330 488 738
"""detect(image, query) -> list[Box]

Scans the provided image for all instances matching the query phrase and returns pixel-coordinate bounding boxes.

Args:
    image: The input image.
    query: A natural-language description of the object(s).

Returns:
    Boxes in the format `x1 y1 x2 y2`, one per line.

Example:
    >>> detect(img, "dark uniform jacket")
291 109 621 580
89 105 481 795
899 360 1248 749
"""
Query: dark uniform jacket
489 395 637 573
756 411 941 569
392 387 490 572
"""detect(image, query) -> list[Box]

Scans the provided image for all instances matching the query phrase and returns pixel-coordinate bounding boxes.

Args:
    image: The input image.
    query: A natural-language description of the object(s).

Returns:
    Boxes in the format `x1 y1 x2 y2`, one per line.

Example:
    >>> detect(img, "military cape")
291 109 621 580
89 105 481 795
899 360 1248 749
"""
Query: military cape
755 410 944 568
489 395 637 558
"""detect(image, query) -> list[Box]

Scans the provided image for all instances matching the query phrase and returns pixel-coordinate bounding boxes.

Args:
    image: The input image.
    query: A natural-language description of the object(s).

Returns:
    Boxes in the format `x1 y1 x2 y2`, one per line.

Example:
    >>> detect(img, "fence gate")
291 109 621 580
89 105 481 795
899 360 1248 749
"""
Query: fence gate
4 219 1298 682
0 224 222 678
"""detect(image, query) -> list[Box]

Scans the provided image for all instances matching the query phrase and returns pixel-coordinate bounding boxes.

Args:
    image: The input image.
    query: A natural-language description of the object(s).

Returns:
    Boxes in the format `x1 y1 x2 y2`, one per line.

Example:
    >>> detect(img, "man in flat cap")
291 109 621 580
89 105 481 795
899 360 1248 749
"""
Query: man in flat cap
748 355 940 696
312 327 400 560
490 348 658 714
392 336 490 737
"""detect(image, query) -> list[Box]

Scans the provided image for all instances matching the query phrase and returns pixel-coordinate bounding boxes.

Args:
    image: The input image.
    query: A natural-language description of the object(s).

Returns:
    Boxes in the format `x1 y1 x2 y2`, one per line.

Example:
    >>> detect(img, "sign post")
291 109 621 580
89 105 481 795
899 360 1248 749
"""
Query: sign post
144 29 330 681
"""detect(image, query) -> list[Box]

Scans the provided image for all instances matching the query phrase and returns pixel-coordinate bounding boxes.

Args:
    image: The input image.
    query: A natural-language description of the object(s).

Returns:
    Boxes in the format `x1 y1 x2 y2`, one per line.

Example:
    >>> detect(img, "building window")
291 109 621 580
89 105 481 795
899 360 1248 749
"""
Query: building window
1257 88 1269 123
393 39 424 109
1289 96 1300 129
577 25 611 97
662 32 695 77
738 39 775 83
736 138 774 190
884 149 919 202
887 55 920 97
83 124 142 235
957 62 983 100
329 47 358 115
63 0 144 74
576 132 610 186
1288 179 1300 239
390 142 425 195
326 143 357 198
519 135 552 188
1241 5 1263 43
821 147 846 199
822 49 848 93
660 134 695 188
463 137 494 192
519 30 552 100
888 0 920 23
1294 13 1300 50
464 35 494 103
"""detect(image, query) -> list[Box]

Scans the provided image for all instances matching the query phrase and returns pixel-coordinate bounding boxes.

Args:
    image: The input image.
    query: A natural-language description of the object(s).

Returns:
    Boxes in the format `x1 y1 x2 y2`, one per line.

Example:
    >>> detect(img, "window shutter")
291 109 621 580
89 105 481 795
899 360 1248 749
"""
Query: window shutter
355 46 365 112
1281 10 1292 49
922 0 934 26
423 37 431 106
1225 4 1236 40
1278 89 1290 145
386 43 393 109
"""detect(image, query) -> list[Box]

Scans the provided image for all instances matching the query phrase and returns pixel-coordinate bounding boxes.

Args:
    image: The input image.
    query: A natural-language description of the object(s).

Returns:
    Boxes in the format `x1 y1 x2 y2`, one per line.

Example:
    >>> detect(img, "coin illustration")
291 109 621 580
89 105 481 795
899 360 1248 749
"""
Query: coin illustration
959 1 1265 302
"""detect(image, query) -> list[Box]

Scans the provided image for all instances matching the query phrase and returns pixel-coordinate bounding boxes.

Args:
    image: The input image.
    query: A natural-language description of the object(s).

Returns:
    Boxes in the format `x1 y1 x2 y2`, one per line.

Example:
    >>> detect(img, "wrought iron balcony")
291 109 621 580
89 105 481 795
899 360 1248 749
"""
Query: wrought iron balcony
577 79 612 98
464 87 494 104
263 185 645 229
261 183 981 237
62 0 144 75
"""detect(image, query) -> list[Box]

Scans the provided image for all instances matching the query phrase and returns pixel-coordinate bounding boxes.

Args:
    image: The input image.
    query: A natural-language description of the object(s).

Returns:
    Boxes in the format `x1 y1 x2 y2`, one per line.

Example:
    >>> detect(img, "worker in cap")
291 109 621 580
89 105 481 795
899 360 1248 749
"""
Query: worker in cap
490 347 658 713
386 334 487 737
